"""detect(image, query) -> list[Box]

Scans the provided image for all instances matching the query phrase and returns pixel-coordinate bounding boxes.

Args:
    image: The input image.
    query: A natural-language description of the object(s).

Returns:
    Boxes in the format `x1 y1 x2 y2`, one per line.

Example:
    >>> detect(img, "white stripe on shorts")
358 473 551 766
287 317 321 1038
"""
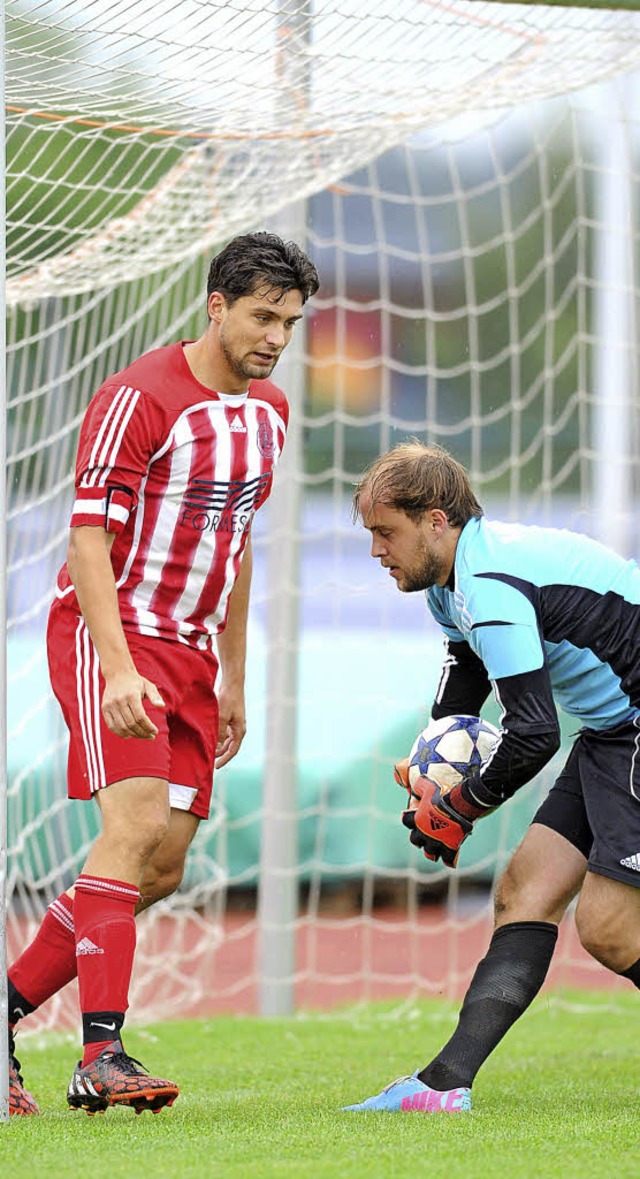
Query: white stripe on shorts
169 782 198 812
74 618 107 793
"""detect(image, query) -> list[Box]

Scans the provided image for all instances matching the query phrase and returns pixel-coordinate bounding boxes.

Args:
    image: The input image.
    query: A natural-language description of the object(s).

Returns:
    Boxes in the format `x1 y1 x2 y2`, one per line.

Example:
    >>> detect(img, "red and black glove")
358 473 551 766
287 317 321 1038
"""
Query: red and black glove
394 760 473 869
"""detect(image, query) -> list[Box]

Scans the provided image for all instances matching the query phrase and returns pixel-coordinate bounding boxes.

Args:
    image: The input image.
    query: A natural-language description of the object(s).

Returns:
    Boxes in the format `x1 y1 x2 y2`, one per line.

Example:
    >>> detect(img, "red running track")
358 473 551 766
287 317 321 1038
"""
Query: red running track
8 904 626 1033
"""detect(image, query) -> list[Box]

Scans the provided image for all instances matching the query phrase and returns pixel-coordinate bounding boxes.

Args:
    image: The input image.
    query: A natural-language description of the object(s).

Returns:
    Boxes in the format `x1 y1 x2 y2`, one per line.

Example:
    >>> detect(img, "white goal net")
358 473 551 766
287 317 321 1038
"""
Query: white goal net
5 1 640 1029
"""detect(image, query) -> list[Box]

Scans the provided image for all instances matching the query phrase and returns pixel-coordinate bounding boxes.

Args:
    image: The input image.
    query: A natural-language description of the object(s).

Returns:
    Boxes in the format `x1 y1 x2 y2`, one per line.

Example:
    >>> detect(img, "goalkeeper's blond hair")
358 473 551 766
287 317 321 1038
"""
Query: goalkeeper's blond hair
353 441 483 530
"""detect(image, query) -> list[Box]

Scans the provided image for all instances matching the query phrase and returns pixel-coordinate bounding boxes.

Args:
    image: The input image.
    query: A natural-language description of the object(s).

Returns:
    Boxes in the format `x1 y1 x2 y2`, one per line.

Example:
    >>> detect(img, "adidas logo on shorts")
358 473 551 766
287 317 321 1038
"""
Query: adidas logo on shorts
619 853 640 872
75 937 104 956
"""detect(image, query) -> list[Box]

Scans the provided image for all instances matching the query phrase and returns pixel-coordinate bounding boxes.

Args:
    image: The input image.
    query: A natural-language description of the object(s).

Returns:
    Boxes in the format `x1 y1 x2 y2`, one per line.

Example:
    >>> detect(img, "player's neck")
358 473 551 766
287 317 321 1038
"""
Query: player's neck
182 338 249 397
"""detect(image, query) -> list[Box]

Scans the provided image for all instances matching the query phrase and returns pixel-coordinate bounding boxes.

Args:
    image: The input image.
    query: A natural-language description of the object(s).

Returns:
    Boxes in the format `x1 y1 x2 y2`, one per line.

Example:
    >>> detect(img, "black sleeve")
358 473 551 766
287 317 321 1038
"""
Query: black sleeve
431 638 492 721
463 665 561 809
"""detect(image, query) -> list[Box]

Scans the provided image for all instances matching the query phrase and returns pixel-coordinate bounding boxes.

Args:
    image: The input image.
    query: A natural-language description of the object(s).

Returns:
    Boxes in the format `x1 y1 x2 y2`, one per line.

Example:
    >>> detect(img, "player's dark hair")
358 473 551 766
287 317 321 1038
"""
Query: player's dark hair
353 441 484 529
206 232 319 310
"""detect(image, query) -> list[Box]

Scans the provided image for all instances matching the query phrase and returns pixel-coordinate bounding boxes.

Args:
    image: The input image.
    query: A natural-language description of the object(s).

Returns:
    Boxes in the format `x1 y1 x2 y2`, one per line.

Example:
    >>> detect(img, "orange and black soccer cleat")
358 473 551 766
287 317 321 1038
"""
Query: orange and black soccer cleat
9 1033 40 1116
67 1041 179 1115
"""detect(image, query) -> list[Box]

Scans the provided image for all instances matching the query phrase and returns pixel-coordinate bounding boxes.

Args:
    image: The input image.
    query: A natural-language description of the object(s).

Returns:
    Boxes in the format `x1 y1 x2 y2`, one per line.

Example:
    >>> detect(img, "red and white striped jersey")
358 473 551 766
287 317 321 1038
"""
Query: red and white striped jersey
55 342 288 649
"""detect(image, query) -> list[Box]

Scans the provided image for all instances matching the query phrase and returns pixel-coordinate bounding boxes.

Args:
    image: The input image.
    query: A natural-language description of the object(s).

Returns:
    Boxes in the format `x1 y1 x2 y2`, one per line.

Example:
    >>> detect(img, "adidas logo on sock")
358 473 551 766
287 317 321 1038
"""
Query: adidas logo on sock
620 853 640 871
75 937 104 956
230 415 246 433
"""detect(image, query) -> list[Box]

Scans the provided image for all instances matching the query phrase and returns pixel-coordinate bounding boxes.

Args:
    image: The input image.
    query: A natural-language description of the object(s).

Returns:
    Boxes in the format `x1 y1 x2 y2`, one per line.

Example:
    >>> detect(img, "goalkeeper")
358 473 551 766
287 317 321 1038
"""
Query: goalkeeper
345 440 640 1114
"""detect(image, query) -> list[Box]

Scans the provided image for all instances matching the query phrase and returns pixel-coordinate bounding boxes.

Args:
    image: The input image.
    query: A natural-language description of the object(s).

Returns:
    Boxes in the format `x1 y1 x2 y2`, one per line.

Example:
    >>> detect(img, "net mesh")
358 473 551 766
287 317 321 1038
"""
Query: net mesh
6 2 640 1027
8 1 640 300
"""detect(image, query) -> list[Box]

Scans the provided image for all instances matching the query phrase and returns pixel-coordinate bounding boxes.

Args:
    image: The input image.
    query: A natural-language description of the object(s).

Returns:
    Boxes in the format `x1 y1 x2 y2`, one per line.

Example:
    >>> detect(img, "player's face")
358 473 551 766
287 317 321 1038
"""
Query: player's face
214 285 304 381
361 496 451 592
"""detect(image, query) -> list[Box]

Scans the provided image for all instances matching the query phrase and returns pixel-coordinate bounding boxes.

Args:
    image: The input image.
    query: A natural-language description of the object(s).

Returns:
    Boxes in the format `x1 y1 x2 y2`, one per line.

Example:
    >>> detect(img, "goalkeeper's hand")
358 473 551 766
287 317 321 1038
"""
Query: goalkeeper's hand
394 760 473 869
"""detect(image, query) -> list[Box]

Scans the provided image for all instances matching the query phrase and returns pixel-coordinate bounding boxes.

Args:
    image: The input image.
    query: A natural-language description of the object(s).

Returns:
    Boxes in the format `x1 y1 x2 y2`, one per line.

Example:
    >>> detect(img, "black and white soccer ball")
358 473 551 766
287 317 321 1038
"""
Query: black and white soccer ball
408 714 500 793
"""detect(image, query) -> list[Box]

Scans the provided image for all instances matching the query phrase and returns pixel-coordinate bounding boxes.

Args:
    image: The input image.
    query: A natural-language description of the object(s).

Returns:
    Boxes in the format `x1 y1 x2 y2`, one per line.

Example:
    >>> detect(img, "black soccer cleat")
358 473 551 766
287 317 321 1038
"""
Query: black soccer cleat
67 1040 179 1115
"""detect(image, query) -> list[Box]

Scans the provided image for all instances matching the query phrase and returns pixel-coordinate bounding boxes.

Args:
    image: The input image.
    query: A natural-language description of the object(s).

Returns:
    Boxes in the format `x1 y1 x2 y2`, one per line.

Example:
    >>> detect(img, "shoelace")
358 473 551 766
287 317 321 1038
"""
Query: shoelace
381 1074 416 1093
104 1050 150 1077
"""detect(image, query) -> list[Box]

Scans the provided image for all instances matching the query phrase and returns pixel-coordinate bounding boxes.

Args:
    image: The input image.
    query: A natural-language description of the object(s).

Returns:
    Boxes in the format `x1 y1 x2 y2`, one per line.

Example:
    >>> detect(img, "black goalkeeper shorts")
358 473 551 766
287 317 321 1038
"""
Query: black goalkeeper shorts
533 717 640 888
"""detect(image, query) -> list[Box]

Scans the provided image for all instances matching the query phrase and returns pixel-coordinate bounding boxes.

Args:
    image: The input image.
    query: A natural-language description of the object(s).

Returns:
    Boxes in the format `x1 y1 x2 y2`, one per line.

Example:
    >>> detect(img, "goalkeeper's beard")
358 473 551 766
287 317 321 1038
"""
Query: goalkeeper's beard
395 544 449 593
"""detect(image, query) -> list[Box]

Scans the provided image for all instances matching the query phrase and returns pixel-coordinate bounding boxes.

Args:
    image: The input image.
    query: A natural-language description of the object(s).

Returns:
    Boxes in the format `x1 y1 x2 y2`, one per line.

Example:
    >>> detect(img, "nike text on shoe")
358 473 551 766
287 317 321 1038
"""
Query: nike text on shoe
67 1040 179 1115
8 1033 39 1116
342 1071 471 1113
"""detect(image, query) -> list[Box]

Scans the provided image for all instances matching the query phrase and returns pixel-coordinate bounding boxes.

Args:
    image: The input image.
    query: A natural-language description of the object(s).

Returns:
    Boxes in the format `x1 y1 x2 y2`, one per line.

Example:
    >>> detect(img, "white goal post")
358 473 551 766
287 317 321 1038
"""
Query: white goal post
3 2 640 1098
1 13 8 1122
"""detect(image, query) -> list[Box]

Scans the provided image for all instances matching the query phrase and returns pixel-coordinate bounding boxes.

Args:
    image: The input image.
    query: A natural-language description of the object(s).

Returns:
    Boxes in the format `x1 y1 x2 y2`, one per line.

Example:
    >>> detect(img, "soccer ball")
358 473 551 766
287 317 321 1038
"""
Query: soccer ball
408 714 500 793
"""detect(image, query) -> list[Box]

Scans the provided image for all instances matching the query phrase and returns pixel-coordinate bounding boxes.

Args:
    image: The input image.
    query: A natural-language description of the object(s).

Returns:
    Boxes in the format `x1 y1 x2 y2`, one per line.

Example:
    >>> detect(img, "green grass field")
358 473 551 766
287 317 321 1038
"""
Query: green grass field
1 990 638 1179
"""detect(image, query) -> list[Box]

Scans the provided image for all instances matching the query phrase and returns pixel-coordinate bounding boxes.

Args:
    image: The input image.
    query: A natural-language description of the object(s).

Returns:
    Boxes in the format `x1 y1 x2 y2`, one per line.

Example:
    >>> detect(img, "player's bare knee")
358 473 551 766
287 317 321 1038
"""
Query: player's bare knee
575 874 640 972
575 909 628 972
494 863 571 927
138 863 184 908
576 926 623 971
138 820 172 864
107 811 170 867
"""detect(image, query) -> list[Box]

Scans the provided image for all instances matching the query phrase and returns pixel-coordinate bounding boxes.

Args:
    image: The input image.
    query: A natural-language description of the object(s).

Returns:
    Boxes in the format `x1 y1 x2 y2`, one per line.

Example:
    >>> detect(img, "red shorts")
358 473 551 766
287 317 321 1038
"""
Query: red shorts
47 601 219 819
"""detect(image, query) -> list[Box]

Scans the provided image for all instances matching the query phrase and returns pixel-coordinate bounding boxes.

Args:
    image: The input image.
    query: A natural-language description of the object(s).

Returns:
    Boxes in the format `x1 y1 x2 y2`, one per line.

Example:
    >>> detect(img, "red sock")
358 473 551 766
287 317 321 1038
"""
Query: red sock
73 874 140 1065
9 892 76 1014
82 1039 118 1066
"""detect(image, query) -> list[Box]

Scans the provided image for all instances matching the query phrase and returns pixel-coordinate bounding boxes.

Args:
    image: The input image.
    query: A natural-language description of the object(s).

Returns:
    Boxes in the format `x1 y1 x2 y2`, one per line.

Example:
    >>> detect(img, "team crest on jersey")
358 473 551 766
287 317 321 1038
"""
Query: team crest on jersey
257 420 275 458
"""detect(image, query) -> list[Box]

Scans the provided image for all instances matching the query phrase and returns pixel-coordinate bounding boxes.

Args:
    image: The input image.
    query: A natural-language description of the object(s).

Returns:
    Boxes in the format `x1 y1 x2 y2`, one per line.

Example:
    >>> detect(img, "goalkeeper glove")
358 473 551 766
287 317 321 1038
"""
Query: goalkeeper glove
393 758 411 794
395 765 473 869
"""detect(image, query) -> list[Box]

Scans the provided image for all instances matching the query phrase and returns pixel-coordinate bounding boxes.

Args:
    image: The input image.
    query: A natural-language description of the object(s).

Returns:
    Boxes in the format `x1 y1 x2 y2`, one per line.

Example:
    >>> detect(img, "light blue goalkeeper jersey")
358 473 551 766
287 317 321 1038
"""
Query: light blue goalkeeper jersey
427 516 640 731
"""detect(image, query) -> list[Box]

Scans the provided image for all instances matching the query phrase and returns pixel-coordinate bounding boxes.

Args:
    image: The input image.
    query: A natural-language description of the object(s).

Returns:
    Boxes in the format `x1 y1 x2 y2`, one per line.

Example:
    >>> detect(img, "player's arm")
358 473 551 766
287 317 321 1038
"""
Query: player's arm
215 534 252 768
426 589 492 720
67 386 167 739
394 620 492 863
456 665 561 812
457 581 562 811
67 526 164 740
431 637 492 721
404 576 561 865
404 664 561 867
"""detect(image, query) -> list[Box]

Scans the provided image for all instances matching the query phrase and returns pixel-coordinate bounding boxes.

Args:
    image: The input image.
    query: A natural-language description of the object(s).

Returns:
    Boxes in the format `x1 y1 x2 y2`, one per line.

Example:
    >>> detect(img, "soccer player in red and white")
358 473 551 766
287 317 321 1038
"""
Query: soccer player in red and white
7 232 319 1116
